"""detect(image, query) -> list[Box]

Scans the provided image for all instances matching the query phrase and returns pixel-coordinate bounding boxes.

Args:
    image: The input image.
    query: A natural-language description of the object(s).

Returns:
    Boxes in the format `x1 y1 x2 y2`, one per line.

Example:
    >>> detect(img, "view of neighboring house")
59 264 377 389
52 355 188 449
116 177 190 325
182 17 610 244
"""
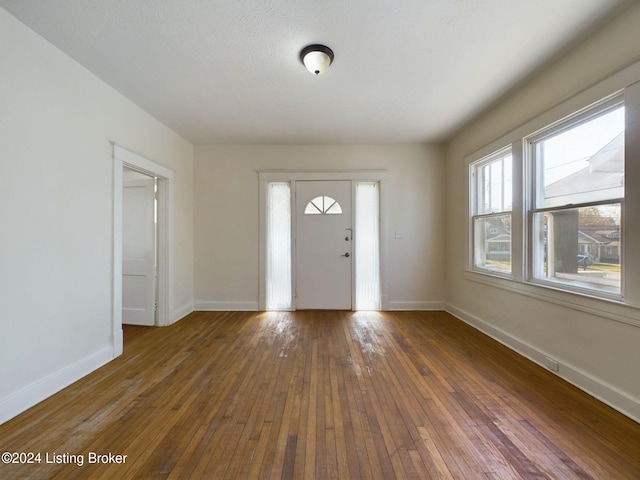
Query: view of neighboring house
579 226 621 264
545 132 624 207
485 224 511 262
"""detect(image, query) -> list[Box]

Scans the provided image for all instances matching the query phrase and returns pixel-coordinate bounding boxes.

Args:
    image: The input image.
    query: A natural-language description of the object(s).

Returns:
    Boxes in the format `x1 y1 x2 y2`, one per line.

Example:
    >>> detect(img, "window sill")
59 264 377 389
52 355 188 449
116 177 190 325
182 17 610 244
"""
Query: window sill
464 270 640 328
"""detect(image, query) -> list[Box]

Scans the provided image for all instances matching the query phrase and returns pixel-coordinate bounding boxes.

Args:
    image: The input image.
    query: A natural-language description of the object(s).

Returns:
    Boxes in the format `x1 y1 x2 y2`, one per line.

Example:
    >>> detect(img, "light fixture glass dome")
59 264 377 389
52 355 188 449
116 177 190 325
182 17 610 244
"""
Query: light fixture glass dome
300 44 334 75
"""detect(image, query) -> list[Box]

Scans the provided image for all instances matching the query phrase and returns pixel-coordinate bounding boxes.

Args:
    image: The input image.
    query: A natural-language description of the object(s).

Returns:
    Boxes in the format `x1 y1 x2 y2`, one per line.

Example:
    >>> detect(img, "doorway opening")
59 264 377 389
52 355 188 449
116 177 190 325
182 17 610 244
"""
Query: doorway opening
122 167 158 326
112 144 174 356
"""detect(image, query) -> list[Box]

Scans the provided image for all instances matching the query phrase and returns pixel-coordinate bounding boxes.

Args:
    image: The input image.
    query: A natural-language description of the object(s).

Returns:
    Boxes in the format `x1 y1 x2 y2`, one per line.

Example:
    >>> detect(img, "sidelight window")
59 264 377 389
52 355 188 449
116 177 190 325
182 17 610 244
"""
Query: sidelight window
355 182 380 310
266 182 292 310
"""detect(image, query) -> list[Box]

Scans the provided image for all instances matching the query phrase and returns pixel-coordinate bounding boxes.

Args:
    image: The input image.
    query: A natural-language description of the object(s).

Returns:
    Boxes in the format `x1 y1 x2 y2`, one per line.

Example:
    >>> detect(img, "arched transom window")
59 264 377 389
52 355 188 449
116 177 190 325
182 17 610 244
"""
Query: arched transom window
304 196 343 215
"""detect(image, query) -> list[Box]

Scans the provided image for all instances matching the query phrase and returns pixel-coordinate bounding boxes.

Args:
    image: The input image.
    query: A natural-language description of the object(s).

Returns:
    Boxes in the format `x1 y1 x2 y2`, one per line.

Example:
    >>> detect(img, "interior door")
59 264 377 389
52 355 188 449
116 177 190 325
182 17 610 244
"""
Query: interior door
122 177 156 325
296 180 352 309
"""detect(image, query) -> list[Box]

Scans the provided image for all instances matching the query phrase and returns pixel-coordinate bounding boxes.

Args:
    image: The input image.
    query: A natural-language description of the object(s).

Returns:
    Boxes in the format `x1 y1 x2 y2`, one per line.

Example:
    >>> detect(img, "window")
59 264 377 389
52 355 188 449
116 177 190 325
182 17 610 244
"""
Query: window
355 182 380 310
266 182 292 310
465 66 640 308
529 99 624 295
304 196 342 215
470 149 513 275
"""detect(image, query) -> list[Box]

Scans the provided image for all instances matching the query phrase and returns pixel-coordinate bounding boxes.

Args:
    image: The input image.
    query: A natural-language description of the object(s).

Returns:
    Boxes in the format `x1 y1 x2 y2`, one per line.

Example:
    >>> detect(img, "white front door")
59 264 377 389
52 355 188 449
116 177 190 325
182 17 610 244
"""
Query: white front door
122 177 156 325
296 180 352 309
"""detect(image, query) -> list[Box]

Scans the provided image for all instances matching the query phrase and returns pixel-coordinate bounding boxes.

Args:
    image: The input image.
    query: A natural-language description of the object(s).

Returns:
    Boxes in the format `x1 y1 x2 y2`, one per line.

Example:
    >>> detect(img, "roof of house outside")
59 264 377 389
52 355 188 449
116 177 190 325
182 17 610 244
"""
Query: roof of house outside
545 133 624 204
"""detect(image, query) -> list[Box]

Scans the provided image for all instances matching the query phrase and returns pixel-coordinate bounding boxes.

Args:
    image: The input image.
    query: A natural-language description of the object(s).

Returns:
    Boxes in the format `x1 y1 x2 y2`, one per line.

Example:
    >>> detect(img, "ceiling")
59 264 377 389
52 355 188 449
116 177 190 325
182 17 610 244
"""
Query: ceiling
0 0 632 145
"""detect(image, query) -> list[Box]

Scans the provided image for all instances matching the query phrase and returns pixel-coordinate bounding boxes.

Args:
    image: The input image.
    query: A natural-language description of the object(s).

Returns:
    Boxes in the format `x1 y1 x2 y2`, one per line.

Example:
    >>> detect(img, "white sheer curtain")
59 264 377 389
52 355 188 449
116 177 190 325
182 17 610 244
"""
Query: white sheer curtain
266 182 292 310
355 182 381 310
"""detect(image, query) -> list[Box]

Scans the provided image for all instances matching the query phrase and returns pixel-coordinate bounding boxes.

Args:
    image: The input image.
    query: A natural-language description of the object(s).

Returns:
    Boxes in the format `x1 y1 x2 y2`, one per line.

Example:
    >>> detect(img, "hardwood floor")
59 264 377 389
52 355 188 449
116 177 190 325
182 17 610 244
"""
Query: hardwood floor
1 311 638 479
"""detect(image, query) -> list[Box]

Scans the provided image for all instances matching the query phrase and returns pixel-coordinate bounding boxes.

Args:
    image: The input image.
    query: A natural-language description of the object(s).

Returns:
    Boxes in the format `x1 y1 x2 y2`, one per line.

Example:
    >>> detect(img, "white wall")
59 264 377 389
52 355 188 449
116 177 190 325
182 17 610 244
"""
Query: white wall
445 4 640 421
0 9 194 423
194 144 445 311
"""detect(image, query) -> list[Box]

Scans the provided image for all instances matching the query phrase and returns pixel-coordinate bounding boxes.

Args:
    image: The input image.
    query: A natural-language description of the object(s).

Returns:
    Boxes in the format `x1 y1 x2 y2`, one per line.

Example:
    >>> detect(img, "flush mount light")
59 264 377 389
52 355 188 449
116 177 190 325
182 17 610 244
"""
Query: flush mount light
300 44 334 75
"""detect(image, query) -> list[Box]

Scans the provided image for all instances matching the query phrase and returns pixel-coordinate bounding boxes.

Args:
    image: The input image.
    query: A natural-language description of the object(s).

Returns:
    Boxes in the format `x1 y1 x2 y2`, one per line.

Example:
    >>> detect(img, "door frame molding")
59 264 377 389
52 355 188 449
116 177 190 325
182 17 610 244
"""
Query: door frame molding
258 170 388 311
112 144 174 356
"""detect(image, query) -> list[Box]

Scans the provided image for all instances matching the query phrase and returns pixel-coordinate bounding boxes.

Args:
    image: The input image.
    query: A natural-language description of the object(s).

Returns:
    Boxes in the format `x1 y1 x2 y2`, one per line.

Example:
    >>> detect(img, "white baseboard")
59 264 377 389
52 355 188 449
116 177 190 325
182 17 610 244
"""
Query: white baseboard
0 346 114 426
445 303 640 423
170 303 195 325
195 301 259 311
387 301 445 311
194 300 443 312
113 329 123 357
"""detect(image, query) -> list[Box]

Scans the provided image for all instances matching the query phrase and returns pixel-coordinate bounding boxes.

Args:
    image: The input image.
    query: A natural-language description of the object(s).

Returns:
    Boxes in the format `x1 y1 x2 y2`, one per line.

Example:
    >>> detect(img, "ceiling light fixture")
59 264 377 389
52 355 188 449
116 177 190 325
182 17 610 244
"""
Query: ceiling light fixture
300 44 334 75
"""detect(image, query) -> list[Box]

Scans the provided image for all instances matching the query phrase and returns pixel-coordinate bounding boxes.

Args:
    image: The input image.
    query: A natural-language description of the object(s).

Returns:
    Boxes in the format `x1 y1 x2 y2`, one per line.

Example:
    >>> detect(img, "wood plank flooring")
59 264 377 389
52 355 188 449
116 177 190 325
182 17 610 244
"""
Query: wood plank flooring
1 311 638 479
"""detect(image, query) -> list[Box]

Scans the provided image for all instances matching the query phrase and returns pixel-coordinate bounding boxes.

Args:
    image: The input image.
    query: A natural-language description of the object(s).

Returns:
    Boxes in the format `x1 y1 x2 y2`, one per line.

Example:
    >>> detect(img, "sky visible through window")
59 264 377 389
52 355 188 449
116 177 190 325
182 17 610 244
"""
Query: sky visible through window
481 154 512 214
542 106 625 186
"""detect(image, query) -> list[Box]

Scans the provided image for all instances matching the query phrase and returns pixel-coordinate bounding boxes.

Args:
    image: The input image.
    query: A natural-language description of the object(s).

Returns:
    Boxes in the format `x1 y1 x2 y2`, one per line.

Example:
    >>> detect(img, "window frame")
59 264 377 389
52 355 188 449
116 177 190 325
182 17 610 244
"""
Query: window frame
525 95 625 299
470 147 514 278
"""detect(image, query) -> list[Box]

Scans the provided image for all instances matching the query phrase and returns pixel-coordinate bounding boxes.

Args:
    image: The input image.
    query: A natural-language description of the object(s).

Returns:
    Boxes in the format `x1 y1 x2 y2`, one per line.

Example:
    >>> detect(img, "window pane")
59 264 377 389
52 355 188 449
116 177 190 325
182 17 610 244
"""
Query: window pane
478 154 512 214
538 106 624 208
325 202 342 214
266 183 292 310
304 196 342 215
355 183 380 310
532 204 621 294
305 197 323 214
474 214 511 274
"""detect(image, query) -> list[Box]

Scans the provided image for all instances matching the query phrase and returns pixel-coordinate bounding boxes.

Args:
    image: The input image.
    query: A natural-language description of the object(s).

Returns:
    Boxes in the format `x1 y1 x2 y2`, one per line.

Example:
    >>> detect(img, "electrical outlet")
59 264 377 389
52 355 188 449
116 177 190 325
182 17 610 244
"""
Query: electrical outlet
543 356 559 372
395 231 403 239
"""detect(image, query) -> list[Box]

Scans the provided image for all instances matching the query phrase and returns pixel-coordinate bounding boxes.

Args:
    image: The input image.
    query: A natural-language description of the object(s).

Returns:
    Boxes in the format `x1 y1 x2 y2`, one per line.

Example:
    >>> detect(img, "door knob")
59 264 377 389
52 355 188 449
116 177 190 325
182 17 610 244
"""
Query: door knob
341 252 350 257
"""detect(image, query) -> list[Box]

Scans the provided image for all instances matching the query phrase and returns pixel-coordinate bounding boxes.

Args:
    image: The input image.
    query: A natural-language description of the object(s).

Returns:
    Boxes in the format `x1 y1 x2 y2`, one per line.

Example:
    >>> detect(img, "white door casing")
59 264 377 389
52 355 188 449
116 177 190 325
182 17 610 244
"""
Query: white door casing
295 180 352 309
122 177 156 325
113 143 174 356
